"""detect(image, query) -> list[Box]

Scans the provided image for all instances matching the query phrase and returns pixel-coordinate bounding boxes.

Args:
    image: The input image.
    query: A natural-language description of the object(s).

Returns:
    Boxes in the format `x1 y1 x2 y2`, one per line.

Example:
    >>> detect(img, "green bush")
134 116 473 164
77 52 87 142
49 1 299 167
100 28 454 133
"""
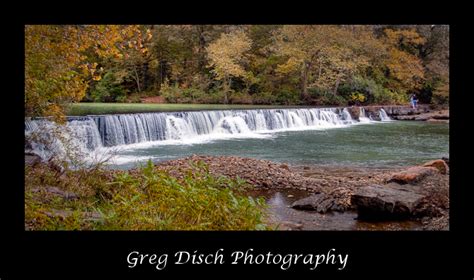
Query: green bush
25 160 268 230
161 83 217 104
339 76 407 105
99 160 267 230
229 92 253 104
308 88 347 106
274 90 301 105
252 92 277 104
90 72 127 102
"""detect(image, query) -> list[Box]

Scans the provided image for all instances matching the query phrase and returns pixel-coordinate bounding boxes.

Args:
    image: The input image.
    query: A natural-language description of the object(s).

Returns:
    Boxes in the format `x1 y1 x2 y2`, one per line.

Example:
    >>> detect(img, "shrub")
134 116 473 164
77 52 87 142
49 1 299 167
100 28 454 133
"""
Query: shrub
339 76 408 105
431 83 449 105
274 90 301 105
160 83 182 103
89 72 127 102
25 160 268 230
201 91 227 104
349 91 367 104
161 83 214 104
308 88 347 106
229 92 253 104
252 92 277 104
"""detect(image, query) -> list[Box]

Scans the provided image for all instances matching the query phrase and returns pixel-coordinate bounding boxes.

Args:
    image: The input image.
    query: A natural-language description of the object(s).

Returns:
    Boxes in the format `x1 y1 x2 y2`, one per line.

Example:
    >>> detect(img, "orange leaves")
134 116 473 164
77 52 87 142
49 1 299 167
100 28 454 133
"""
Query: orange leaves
386 48 424 90
25 25 147 119
385 28 426 48
383 28 426 92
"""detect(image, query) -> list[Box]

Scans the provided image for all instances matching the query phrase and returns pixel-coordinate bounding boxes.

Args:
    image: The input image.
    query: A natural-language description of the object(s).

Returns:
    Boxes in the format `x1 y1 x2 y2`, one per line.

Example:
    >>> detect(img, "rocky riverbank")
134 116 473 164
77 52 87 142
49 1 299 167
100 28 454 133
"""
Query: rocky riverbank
24 153 449 230
154 155 449 230
347 104 449 123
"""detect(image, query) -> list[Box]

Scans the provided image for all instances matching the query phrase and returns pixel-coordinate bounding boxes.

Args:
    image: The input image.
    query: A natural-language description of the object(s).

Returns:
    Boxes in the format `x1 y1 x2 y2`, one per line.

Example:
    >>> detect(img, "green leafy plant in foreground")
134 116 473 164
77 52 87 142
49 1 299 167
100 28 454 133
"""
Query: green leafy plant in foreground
25 160 268 230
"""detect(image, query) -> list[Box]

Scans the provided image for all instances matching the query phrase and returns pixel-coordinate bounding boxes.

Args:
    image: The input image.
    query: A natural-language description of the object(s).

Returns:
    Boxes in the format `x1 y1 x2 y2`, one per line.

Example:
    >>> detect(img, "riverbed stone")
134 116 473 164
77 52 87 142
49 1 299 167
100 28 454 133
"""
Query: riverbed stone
427 118 449 124
156 155 327 192
25 153 42 166
32 186 79 201
43 209 103 222
291 194 333 212
351 183 425 219
277 221 303 230
291 188 352 213
387 166 438 184
422 159 448 175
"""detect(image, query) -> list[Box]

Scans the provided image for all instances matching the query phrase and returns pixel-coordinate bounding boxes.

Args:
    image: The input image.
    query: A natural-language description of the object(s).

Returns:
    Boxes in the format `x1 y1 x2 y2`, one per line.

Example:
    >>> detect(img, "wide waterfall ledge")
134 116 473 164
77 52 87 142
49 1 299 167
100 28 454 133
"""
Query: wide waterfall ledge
25 107 391 163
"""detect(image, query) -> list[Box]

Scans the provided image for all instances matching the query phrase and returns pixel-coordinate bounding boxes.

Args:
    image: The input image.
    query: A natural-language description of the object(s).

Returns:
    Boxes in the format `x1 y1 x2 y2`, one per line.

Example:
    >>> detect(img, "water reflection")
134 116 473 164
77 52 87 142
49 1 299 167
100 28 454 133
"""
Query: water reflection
248 189 422 231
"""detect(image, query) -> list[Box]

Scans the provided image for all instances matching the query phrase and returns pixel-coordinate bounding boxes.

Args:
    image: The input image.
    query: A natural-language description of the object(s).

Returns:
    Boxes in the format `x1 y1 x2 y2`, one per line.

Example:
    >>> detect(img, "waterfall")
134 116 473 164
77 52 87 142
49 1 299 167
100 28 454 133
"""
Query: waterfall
342 108 353 122
358 108 371 123
25 107 393 161
25 117 103 162
379 108 391 121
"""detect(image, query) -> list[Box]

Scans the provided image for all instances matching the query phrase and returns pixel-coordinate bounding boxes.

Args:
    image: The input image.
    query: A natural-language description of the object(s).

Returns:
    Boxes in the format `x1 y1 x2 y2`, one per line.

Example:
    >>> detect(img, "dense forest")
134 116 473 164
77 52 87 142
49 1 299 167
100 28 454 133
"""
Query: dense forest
25 25 449 120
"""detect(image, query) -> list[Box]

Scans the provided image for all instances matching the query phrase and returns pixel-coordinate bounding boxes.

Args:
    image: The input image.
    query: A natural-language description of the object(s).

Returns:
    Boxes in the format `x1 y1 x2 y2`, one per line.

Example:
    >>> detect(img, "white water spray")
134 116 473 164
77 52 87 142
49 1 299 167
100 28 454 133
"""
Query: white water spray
25 107 392 162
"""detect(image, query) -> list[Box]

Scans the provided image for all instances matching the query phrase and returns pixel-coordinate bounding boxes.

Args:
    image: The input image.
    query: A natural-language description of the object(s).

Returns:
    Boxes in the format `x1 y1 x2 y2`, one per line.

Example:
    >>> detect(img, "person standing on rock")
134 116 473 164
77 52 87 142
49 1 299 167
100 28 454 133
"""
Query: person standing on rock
410 94 418 109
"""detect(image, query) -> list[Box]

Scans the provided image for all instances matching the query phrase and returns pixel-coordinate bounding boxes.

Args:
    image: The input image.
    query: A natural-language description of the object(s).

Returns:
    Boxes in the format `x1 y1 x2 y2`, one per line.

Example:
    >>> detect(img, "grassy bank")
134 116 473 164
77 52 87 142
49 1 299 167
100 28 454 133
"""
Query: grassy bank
25 160 268 230
67 103 298 116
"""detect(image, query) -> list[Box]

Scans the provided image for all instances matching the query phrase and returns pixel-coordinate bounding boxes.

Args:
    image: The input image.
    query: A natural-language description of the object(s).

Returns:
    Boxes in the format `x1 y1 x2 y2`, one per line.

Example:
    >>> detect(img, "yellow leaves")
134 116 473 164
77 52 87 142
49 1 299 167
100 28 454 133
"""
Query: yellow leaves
146 29 153 41
46 104 67 124
25 25 144 118
274 25 375 90
386 47 424 90
276 57 300 74
350 92 366 103
206 30 252 81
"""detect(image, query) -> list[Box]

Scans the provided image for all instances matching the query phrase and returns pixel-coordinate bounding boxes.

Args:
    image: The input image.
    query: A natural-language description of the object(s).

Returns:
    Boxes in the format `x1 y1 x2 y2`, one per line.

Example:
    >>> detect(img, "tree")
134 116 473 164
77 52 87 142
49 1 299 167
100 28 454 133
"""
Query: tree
25 25 142 120
206 29 253 103
382 28 426 95
415 25 449 104
272 25 377 101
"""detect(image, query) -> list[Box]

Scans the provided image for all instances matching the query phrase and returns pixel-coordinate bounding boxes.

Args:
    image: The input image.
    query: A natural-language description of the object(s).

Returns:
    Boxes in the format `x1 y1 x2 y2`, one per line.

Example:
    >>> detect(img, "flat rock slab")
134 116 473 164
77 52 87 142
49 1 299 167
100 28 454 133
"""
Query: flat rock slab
388 166 438 184
291 188 352 213
291 194 335 213
351 184 425 219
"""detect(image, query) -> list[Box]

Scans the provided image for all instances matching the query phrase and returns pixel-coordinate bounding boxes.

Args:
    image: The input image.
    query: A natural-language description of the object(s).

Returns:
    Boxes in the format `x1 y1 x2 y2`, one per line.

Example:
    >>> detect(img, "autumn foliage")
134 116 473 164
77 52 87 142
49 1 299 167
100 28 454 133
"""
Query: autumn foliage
25 25 449 119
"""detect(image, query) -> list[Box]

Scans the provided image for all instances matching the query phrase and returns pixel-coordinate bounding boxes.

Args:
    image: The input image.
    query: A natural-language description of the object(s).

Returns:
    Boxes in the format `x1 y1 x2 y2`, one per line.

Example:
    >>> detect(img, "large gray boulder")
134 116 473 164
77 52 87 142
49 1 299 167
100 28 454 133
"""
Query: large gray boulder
351 183 424 219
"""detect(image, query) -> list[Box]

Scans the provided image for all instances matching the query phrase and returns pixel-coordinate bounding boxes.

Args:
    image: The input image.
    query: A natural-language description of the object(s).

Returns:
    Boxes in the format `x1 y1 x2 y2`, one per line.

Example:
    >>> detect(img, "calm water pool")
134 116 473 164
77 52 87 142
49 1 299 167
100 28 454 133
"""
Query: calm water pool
107 121 449 169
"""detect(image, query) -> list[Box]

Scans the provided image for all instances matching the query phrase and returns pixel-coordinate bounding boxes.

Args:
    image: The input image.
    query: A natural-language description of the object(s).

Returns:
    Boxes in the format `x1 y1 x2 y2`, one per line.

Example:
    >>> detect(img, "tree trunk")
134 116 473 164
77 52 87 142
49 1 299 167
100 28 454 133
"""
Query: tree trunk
224 77 230 104
142 62 148 91
318 62 322 80
333 78 341 96
301 62 311 101
197 25 206 72
133 67 141 93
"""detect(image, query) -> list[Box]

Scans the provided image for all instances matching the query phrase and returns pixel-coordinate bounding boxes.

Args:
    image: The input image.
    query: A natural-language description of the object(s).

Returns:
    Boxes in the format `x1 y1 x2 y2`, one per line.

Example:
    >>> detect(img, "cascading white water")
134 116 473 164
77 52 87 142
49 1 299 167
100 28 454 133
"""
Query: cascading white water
25 107 392 162
379 108 391 121
25 117 103 161
358 108 371 123
342 108 353 122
